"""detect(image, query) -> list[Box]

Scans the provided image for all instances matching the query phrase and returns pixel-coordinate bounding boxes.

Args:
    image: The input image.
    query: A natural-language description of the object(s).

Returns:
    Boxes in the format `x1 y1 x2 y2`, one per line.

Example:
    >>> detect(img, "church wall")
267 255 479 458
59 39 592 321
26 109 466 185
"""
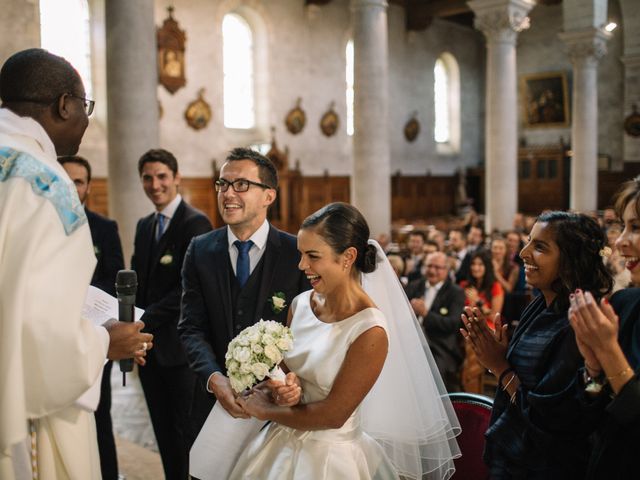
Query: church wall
517 2 624 167
148 0 484 178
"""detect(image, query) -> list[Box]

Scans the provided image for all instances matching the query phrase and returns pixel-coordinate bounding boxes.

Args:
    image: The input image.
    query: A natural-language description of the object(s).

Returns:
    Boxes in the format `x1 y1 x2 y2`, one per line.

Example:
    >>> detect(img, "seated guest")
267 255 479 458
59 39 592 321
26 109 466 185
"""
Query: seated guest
404 230 426 282
406 252 466 391
491 237 520 294
423 238 440 255
459 251 504 328
459 250 504 393
387 253 407 285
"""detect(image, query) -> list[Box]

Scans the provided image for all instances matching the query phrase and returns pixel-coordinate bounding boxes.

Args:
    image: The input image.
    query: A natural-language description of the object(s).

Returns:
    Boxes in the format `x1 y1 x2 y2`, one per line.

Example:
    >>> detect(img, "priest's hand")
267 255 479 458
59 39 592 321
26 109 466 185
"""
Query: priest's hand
103 319 153 363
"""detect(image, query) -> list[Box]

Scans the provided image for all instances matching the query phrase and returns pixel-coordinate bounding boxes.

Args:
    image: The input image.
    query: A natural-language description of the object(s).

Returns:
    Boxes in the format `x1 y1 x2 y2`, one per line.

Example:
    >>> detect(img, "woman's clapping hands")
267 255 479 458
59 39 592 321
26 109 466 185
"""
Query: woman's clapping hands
460 307 509 374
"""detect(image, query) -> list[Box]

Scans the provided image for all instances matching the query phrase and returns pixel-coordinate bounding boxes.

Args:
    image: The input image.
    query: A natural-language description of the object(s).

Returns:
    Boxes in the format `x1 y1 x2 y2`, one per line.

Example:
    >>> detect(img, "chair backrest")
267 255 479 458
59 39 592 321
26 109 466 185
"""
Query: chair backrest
449 392 493 480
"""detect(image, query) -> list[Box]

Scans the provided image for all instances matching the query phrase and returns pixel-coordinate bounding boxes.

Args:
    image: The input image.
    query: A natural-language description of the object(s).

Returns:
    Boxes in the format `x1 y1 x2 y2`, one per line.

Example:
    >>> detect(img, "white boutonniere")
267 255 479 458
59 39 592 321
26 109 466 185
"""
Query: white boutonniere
160 252 174 266
439 307 449 316
269 292 287 314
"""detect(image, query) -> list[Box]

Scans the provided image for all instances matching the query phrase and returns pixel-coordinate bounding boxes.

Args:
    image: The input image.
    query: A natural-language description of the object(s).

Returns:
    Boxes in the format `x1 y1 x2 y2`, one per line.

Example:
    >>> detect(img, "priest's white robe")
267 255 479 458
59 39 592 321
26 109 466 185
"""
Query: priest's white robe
0 109 108 479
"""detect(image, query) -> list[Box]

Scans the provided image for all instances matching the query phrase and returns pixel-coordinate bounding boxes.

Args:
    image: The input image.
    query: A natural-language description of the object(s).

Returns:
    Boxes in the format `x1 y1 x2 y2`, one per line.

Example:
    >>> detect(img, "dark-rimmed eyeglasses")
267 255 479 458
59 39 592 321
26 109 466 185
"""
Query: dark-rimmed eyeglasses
214 178 273 193
4 93 95 117
67 93 95 116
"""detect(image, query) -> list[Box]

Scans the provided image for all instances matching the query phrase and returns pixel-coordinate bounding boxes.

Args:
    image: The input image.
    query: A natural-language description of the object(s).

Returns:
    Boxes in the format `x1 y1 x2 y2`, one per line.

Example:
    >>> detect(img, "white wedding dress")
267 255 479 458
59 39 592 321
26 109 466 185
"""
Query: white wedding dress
228 290 400 480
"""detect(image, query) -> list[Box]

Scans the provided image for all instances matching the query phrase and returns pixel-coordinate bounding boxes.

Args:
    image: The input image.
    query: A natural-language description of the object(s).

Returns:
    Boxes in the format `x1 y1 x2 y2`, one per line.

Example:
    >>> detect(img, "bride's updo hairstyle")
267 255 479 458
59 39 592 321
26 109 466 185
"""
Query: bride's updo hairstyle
301 202 378 274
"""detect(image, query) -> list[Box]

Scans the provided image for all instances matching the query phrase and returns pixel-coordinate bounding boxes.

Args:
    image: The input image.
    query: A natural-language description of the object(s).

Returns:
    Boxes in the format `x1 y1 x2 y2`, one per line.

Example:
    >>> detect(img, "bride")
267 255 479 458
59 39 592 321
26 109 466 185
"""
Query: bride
229 203 460 479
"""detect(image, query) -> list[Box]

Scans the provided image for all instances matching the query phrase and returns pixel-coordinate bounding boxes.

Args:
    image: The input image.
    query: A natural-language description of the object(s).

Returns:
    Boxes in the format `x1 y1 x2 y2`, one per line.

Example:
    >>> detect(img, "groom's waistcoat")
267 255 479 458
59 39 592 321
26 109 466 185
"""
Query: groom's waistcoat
229 254 267 335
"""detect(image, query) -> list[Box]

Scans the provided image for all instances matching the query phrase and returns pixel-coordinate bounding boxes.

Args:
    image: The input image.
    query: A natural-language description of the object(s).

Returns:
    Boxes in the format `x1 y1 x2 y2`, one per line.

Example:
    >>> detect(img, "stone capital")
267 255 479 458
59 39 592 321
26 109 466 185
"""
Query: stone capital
468 0 534 43
559 28 611 66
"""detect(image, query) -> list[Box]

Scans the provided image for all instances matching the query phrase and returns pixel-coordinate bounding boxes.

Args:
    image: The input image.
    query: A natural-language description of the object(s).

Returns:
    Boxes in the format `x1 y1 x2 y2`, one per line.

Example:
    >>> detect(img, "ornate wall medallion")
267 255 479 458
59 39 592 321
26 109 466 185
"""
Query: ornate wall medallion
320 102 339 137
624 104 640 138
404 112 420 142
285 98 306 134
157 7 187 94
184 89 212 130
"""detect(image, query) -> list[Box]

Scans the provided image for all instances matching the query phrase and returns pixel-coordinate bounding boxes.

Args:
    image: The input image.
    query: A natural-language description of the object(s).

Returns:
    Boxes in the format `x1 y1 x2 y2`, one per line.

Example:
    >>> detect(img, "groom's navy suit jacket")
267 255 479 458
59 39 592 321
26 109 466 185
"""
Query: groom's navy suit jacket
178 224 309 435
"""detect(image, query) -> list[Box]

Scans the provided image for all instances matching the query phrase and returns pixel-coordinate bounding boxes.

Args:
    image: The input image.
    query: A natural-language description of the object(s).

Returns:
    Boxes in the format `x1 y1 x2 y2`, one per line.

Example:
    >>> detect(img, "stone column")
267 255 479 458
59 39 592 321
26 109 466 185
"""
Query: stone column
559 28 609 211
105 0 159 264
622 54 640 161
468 0 534 232
350 0 390 237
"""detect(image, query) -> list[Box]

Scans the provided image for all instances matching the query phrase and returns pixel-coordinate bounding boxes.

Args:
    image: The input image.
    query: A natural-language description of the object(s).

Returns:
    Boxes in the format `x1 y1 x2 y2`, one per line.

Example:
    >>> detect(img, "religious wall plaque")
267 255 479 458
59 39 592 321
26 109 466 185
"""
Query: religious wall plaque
285 98 306 135
624 104 640 137
320 102 339 137
404 112 420 142
157 7 187 94
184 89 212 130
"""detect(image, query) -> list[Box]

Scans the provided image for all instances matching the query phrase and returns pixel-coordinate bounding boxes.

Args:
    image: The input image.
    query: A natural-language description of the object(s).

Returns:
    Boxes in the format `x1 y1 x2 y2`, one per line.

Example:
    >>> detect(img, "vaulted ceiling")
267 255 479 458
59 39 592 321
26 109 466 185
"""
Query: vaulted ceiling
306 0 562 31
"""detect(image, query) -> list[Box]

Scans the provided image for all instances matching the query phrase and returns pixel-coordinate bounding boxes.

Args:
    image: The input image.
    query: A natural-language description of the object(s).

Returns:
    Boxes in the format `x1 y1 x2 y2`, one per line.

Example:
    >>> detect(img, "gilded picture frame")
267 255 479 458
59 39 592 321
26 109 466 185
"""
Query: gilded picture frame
520 72 570 129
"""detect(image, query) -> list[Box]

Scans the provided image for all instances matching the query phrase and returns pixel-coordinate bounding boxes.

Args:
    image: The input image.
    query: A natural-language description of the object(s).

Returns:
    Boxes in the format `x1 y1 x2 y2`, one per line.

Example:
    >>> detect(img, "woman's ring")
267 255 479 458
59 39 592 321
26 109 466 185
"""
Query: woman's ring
142 342 148 352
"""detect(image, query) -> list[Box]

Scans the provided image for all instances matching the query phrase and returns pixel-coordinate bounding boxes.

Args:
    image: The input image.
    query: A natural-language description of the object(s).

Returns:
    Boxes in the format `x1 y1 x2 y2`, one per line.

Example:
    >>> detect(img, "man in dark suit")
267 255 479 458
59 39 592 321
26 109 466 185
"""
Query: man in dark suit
406 251 465 392
178 148 309 442
404 231 426 283
59 156 124 480
131 149 212 480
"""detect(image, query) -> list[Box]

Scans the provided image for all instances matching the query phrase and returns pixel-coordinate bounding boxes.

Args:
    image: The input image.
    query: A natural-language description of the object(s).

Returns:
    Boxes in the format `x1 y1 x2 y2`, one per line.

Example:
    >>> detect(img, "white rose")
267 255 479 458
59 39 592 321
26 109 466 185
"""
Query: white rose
264 344 283 364
241 374 255 390
229 376 245 393
248 330 262 344
251 343 263 354
234 347 251 363
262 334 276 345
239 362 252 374
237 334 250 347
272 297 286 309
226 359 239 373
276 337 293 351
265 322 281 334
251 362 270 380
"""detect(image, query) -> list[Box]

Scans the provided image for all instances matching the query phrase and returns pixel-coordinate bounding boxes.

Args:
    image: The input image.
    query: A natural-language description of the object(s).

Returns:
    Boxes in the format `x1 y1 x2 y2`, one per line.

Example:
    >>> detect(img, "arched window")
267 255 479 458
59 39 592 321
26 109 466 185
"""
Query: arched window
40 0 92 97
346 40 354 136
434 53 460 153
223 13 255 129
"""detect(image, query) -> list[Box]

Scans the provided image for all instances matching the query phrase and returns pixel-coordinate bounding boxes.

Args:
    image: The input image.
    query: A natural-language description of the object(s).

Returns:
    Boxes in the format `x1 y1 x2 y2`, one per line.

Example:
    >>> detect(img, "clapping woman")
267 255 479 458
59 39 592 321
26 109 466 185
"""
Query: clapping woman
461 211 612 478
569 177 640 479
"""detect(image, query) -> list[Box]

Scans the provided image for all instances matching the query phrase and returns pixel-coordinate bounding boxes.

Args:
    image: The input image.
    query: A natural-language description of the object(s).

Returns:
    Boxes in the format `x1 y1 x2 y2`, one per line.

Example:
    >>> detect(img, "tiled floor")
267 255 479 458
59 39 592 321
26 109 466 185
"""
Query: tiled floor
110 364 164 479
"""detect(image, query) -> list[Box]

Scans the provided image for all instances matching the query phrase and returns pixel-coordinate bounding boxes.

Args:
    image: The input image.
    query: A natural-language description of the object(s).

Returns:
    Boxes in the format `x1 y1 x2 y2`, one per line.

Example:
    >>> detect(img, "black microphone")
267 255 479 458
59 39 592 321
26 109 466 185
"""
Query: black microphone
116 269 138 386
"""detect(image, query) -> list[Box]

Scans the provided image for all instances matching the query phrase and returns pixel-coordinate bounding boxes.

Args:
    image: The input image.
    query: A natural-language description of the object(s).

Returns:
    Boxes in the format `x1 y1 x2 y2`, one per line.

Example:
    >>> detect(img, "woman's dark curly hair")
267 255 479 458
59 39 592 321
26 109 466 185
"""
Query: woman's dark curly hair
301 202 377 274
537 211 613 310
468 250 497 301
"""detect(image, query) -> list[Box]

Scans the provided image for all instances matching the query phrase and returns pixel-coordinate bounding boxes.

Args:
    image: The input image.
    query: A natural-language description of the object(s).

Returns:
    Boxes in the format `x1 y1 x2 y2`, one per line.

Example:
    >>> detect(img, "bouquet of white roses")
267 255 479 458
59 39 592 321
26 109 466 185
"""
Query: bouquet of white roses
225 319 294 394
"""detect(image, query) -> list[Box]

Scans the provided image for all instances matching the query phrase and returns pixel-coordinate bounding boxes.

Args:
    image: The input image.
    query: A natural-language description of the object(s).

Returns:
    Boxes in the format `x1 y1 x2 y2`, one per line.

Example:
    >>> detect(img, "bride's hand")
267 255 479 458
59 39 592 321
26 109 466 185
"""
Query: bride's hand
237 388 273 421
267 372 302 407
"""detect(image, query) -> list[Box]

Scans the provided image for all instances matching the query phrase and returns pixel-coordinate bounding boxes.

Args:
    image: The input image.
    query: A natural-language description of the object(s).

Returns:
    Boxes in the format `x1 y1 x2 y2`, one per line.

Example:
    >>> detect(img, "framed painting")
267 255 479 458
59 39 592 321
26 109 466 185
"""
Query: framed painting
520 72 570 128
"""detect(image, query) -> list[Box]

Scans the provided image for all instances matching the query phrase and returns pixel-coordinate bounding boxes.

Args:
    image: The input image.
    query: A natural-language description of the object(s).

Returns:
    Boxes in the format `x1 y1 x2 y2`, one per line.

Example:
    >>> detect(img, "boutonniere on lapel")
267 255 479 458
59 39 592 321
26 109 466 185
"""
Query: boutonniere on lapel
268 292 287 314
439 307 449 316
93 245 100 258
159 251 174 266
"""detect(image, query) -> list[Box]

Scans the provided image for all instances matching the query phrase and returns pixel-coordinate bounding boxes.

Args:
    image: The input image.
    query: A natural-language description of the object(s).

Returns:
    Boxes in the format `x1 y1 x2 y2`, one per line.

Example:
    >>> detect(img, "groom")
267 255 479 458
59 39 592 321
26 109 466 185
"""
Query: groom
178 148 309 443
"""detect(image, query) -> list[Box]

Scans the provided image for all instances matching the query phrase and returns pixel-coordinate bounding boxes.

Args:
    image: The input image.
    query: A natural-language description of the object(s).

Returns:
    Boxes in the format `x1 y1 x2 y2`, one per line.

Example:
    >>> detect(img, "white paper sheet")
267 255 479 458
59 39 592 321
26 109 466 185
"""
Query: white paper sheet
82 285 144 326
190 402 267 480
